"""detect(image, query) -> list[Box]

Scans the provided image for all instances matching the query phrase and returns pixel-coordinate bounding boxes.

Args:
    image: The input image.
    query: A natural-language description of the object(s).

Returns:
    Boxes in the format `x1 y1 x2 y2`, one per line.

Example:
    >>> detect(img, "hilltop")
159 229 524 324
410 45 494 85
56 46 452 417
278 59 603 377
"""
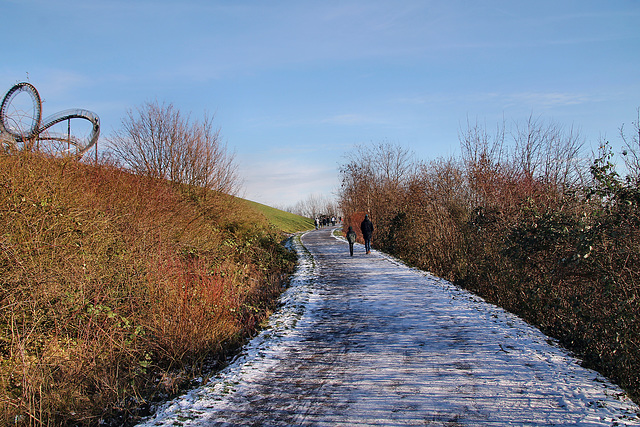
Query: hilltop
242 199 314 234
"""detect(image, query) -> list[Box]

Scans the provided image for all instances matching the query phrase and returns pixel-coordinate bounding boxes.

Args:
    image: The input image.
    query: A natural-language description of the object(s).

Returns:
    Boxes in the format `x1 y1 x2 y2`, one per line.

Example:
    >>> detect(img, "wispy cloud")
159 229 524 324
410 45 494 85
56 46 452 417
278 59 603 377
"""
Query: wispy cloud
321 113 385 126
396 91 591 109
501 92 591 108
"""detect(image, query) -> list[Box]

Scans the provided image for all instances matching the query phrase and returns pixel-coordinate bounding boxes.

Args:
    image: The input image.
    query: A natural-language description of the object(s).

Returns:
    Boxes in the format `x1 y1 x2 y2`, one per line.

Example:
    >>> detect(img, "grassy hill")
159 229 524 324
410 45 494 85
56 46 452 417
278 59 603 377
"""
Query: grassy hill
0 153 299 425
243 199 314 234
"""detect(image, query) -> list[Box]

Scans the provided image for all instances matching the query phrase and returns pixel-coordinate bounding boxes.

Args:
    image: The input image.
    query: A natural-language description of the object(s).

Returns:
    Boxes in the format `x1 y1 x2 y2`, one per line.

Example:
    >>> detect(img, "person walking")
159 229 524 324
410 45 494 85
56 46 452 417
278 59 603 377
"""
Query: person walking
346 226 357 256
360 214 374 254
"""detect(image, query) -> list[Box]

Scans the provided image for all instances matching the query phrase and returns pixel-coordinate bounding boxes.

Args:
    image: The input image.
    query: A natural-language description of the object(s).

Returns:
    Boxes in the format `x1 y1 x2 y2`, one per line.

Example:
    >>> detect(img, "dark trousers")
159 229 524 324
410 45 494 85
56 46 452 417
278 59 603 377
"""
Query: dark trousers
364 237 371 253
349 243 354 256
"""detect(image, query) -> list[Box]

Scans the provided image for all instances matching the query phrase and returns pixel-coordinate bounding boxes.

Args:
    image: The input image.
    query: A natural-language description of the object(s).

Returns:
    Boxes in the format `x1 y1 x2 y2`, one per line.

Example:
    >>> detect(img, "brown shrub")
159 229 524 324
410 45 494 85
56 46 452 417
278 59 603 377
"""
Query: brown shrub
0 152 295 425
338 133 639 404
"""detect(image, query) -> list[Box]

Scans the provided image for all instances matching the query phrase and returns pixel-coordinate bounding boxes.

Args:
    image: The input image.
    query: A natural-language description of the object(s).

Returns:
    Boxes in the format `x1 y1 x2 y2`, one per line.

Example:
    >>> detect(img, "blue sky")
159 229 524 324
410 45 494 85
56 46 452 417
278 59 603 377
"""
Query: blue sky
2 1 639 207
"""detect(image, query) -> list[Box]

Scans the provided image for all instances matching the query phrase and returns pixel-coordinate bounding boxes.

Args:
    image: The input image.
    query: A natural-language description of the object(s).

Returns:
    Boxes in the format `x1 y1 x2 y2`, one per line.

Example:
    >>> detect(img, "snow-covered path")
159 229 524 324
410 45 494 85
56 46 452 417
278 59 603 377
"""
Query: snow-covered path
139 227 640 426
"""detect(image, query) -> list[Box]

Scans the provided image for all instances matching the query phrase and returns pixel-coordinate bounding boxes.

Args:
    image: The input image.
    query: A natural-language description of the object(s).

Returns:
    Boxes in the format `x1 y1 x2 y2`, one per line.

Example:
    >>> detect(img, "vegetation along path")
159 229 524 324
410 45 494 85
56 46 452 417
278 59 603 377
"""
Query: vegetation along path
140 227 640 426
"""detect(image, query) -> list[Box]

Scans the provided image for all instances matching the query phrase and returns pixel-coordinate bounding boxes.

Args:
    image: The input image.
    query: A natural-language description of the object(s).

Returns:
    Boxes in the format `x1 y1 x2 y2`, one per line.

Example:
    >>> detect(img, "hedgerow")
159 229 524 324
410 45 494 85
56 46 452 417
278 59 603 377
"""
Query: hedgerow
340 122 640 403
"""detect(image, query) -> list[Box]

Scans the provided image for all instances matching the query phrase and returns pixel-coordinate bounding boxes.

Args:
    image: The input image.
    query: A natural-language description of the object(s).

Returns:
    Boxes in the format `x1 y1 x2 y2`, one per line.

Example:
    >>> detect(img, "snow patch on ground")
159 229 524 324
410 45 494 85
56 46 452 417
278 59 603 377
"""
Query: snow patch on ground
137 233 320 425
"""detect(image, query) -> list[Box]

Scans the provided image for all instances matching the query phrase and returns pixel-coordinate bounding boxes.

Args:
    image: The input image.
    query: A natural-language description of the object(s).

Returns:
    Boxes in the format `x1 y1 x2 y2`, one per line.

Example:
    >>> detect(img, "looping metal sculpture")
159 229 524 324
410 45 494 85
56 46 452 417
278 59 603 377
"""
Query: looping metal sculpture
0 82 100 157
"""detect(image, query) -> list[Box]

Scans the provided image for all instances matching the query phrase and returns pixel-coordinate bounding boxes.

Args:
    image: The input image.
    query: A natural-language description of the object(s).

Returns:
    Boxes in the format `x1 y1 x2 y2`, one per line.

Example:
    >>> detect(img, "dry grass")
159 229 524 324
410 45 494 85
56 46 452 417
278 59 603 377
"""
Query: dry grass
0 152 296 425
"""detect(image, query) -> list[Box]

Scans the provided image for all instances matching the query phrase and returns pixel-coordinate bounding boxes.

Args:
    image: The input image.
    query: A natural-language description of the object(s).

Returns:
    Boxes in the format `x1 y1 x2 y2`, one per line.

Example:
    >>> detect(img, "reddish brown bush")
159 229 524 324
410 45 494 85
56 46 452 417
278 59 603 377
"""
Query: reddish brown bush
0 152 295 425
338 128 639 403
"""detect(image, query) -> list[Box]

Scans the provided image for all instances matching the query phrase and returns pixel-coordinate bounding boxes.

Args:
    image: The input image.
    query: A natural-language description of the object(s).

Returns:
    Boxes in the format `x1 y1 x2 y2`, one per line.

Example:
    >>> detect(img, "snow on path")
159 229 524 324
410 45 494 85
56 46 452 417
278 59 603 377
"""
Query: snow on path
138 227 640 426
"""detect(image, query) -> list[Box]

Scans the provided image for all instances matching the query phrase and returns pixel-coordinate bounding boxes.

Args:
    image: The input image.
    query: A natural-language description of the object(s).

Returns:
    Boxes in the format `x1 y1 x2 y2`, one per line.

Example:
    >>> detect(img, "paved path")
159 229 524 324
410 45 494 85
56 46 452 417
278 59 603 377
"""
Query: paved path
141 227 640 426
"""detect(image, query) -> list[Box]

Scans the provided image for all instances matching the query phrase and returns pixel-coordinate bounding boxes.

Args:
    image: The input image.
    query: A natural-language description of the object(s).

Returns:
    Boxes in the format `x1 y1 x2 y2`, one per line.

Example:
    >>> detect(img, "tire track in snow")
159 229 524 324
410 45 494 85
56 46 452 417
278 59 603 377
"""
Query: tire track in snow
139 227 640 426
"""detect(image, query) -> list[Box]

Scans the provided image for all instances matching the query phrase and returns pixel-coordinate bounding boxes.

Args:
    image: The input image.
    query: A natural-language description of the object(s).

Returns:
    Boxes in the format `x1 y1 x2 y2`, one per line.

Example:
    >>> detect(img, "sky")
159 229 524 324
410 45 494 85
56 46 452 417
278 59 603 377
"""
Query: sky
1 0 639 208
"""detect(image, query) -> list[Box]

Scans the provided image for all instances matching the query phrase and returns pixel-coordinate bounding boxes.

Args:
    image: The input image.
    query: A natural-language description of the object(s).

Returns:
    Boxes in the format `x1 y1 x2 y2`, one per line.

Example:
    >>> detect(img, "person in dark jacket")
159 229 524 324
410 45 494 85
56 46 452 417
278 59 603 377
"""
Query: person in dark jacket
360 214 374 254
346 226 357 256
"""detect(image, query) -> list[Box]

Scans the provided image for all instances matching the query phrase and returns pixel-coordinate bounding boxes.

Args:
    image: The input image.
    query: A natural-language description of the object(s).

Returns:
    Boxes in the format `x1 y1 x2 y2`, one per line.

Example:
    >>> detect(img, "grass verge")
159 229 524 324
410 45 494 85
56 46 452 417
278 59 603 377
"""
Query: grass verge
242 199 314 234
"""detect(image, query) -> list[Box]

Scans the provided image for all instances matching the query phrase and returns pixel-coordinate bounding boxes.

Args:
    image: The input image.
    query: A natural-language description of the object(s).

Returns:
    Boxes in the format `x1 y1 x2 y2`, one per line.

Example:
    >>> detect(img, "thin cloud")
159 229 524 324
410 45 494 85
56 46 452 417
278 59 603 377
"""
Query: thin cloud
396 91 591 109
501 92 591 108
321 114 384 126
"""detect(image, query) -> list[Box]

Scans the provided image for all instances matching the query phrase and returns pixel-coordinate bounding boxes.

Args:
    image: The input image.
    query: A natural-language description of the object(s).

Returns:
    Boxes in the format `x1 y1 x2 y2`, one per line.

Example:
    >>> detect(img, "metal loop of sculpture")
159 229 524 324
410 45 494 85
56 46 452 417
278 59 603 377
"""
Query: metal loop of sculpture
0 82 100 157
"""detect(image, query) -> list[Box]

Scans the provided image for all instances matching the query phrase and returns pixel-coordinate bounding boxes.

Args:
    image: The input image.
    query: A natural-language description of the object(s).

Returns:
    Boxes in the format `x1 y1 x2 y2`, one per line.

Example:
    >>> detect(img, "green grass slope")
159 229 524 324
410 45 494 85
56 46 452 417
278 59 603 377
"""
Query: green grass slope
243 199 314 233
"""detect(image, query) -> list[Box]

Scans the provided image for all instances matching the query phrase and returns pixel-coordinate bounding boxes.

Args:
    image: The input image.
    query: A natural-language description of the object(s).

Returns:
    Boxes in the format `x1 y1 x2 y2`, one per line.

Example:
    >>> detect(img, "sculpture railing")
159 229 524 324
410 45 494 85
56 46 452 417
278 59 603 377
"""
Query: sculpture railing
0 82 100 157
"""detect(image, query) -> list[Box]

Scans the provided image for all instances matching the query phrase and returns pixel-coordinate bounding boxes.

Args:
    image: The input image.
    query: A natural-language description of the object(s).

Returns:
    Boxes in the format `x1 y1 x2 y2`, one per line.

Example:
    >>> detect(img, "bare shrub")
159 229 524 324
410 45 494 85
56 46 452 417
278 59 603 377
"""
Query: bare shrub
338 142 420 254
511 114 586 192
338 115 640 403
339 142 417 217
409 158 470 278
107 101 238 196
459 118 508 208
288 193 338 219
621 108 640 184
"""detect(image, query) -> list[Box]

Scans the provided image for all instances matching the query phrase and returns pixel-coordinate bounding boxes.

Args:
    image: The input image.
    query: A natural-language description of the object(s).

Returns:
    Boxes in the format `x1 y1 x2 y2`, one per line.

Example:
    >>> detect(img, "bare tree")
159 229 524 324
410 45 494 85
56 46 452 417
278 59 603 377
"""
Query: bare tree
287 193 339 219
621 107 640 184
339 151 375 215
182 114 239 194
460 117 507 172
459 118 507 207
372 142 417 189
460 116 587 207
108 101 238 195
338 142 418 221
511 115 585 191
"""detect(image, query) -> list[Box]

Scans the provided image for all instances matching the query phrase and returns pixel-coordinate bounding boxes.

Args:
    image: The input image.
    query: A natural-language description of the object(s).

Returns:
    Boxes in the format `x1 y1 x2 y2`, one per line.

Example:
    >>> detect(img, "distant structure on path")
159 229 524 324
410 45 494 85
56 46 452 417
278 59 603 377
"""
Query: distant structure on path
0 82 100 158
